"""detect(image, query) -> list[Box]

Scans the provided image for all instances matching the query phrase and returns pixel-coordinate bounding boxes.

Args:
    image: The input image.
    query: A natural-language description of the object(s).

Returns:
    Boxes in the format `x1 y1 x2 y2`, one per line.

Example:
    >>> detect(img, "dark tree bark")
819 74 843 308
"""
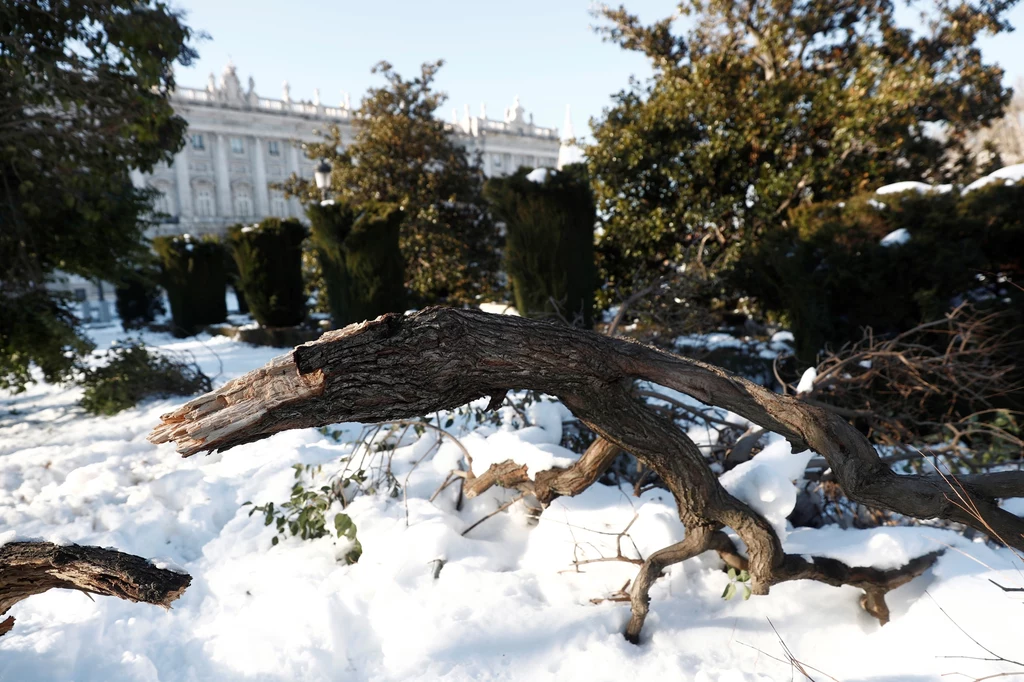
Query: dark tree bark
0 542 191 637
149 307 1024 641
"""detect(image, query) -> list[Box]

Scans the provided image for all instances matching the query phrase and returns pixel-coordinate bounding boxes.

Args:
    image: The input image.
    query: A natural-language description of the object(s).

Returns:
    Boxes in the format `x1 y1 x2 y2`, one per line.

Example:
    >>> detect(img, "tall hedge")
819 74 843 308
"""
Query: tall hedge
307 201 406 327
736 181 1024 361
114 266 164 331
227 218 308 328
153 235 227 338
483 164 596 328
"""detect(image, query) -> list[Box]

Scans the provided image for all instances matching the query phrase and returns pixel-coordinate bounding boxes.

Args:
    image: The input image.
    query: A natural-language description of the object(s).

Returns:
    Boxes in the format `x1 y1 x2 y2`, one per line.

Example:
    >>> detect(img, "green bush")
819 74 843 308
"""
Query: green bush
114 268 165 331
228 219 308 328
79 339 211 416
737 182 1024 361
307 201 406 327
0 290 93 391
244 462 362 562
153 235 228 337
484 164 596 328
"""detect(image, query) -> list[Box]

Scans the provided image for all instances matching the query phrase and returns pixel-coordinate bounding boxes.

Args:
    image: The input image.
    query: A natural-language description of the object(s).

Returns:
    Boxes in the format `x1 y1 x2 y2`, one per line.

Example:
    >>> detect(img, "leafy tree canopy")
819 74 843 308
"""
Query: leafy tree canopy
0 0 198 389
587 0 1018 301
283 60 500 305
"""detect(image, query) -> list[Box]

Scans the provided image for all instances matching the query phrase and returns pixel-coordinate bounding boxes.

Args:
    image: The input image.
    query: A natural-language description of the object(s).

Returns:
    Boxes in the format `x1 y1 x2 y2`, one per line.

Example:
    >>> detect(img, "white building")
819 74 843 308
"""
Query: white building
138 62 567 237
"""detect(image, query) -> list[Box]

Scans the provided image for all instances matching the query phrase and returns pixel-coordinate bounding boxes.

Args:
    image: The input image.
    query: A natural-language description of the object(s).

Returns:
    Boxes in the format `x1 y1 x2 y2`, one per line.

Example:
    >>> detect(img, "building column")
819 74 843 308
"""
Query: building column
287 143 302 218
173 149 193 219
130 169 146 188
213 133 233 217
252 136 270 217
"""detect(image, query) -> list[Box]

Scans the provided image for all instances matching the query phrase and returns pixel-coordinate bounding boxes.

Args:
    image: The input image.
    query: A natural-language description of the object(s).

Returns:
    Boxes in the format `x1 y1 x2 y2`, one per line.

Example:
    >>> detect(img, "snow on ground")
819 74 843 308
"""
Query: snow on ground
1 326 1022 681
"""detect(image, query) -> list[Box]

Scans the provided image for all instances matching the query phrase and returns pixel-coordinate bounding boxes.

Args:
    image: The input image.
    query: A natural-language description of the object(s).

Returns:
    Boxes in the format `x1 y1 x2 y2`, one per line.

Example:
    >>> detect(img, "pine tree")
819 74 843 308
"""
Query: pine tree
282 61 499 305
587 0 1018 303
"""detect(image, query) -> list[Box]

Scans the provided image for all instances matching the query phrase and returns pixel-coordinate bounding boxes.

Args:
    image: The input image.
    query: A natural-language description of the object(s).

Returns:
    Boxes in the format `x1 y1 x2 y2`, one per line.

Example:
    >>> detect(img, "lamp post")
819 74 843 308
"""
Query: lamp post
314 160 331 203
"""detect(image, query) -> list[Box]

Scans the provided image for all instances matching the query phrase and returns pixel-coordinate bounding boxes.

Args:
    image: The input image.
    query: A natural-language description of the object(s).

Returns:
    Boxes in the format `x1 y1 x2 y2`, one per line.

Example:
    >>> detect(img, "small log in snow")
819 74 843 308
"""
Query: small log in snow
0 542 191 637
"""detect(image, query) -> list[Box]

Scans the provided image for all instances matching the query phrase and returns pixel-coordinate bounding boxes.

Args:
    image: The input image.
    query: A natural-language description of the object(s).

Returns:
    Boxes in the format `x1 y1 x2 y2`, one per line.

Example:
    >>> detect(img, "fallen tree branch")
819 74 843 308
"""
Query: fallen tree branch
463 437 622 505
0 542 191 637
149 308 1024 641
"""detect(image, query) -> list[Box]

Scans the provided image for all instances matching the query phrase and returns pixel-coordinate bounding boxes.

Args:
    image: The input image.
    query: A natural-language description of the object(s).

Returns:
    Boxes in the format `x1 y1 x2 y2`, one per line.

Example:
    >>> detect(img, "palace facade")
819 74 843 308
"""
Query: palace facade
137 62 567 237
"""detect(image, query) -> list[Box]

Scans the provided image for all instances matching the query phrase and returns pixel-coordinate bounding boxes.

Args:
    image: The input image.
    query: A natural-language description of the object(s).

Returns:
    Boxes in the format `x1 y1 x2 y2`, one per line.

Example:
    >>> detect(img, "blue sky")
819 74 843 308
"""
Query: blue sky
171 0 1023 139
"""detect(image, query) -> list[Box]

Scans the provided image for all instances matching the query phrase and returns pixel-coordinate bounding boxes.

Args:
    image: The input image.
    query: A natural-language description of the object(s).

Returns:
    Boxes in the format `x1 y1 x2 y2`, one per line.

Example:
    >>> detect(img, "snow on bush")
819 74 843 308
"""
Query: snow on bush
879 227 911 247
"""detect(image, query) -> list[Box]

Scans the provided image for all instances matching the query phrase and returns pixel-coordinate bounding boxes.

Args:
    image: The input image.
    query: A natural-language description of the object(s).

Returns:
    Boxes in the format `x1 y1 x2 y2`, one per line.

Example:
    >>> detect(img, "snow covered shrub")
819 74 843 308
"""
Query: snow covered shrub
307 201 406 327
153 235 228 337
736 183 1024 362
79 339 211 416
114 267 164 330
484 163 597 328
227 218 308 328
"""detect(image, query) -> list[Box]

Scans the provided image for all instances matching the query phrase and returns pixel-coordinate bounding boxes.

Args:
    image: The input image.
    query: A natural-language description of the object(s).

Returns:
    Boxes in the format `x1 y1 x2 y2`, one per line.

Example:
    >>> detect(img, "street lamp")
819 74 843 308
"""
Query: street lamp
314 160 332 202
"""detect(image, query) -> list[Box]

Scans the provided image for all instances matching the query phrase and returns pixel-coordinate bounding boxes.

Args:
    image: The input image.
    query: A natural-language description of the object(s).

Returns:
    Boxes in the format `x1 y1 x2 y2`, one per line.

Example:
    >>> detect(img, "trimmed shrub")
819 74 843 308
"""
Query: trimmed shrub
153 235 228 338
484 164 596 328
223 250 249 314
79 339 211 416
227 218 308 328
114 267 164 331
307 202 356 326
736 181 1024 361
342 204 407 325
307 201 406 327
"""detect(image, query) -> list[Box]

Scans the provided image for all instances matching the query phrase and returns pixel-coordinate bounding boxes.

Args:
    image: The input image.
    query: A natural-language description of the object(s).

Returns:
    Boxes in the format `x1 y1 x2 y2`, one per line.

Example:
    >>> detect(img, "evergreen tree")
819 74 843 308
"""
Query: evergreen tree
307 201 407 327
340 204 407 325
0 0 197 389
227 219 308 328
153 236 228 338
587 0 1017 303
306 202 357 326
114 266 165 331
484 165 597 327
282 61 499 305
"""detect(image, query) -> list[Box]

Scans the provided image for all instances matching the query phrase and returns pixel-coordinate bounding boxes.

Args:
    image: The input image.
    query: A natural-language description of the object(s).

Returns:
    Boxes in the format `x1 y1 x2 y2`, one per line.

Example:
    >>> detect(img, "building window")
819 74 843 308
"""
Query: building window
268 140 280 156
191 134 204 150
270 191 287 217
233 185 254 217
492 153 502 167
230 137 245 155
194 185 215 217
151 184 175 217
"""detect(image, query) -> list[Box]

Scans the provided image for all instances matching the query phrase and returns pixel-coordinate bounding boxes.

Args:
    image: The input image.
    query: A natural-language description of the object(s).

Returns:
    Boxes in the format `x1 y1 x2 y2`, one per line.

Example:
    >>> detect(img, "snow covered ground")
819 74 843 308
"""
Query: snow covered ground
1 325 1022 681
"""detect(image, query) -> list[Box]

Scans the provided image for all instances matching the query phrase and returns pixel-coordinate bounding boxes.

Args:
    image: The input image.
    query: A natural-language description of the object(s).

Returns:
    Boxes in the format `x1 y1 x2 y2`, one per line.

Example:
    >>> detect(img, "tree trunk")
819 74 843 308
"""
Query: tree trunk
150 307 1023 640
